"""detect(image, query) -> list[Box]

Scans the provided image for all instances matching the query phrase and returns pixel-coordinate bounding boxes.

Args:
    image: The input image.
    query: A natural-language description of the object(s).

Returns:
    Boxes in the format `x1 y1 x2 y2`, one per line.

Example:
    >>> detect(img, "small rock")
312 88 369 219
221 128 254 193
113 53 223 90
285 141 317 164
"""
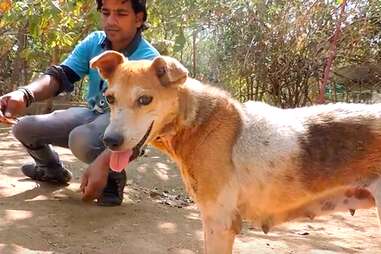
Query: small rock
149 190 161 198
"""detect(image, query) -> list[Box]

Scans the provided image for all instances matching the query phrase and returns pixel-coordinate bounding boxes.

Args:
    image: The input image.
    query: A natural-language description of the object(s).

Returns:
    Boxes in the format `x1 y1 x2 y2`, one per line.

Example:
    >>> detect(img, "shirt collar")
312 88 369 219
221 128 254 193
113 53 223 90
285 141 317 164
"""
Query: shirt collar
100 30 142 57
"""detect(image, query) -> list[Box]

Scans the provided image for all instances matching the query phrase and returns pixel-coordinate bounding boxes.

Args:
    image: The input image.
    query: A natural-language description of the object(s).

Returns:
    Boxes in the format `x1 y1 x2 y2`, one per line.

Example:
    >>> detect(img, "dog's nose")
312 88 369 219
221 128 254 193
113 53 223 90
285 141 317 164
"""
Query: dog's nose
103 132 124 149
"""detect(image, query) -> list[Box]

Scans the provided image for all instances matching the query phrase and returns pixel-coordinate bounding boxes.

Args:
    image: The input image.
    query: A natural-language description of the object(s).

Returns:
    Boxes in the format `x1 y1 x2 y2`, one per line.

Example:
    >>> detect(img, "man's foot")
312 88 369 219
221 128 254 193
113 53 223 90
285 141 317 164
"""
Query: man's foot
97 170 126 206
21 162 72 184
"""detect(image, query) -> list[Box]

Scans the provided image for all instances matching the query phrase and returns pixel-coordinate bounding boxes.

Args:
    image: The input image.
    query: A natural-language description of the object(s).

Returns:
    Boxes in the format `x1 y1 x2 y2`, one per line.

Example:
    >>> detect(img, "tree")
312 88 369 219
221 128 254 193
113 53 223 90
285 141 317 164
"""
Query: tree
0 0 380 107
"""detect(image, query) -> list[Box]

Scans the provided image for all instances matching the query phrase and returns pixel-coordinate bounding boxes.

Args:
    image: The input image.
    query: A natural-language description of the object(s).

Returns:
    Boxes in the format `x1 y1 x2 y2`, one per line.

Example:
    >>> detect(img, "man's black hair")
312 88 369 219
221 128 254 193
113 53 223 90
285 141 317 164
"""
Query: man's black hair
96 0 148 30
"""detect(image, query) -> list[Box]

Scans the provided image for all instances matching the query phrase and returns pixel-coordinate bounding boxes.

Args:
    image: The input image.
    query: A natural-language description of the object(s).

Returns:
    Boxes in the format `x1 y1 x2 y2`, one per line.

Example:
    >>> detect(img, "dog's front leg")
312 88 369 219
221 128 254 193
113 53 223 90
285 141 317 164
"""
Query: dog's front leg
202 217 237 254
200 207 241 254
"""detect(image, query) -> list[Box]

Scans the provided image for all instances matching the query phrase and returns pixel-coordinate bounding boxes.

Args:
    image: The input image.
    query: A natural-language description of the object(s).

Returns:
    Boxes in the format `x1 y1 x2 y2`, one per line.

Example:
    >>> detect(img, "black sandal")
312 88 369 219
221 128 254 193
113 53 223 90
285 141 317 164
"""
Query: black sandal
97 169 126 206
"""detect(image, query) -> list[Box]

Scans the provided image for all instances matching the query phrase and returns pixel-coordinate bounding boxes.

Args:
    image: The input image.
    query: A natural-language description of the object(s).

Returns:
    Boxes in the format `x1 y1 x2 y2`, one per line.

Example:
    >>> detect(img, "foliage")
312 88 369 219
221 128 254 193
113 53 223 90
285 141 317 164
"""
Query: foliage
0 0 380 106
0 0 98 97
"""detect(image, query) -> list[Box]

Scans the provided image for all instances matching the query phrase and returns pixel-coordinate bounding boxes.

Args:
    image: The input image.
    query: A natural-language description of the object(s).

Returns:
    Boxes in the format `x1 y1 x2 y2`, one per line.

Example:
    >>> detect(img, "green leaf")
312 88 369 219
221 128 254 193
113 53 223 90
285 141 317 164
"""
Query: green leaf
173 29 186 52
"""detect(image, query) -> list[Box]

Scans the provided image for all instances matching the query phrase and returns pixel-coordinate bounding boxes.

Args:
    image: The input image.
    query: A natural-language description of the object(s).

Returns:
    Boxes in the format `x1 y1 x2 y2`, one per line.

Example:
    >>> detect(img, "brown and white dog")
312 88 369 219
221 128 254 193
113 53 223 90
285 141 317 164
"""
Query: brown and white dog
91 50 381 254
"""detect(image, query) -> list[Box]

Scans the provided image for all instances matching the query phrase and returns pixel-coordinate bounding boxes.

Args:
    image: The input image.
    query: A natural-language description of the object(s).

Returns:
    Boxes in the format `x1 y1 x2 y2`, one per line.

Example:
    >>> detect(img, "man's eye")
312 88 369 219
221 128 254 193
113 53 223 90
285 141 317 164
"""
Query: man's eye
137 95 153 106
117 11 128 16
101 11 110 16
106 95 115 104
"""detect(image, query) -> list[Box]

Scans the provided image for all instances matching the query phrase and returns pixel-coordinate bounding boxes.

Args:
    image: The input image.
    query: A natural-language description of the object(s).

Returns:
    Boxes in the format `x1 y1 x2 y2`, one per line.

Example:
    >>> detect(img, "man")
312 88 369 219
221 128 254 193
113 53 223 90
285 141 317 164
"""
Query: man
0 0 159 206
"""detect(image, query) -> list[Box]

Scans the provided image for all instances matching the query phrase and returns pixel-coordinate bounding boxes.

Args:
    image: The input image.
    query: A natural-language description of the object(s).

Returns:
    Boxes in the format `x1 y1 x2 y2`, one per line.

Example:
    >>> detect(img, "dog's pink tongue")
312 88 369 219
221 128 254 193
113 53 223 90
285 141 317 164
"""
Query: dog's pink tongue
110 150 133 172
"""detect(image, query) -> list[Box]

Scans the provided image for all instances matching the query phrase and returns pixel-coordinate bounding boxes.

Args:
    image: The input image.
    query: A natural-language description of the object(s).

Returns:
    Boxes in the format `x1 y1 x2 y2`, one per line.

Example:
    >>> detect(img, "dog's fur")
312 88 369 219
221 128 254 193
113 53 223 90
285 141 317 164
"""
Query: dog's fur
91 51 381 254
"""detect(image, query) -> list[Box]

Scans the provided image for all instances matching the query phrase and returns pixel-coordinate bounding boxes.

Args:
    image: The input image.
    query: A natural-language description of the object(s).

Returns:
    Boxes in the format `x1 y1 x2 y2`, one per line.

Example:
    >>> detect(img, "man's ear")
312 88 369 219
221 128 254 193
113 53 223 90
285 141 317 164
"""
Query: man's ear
135 11 144 29
90 50 125 80
151 56 188 87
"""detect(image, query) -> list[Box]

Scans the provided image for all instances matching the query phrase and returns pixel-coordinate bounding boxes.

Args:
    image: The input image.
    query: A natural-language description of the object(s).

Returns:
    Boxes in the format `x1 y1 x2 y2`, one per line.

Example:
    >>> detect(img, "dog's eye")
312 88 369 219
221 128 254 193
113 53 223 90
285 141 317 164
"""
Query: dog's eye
137 95 153 106
106 95 115 105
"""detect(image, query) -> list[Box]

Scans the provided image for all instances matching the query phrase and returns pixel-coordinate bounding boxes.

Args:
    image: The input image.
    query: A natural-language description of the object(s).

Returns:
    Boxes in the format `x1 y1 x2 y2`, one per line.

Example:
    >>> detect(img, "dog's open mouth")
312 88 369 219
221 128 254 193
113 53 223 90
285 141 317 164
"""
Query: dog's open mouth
109 122 154 172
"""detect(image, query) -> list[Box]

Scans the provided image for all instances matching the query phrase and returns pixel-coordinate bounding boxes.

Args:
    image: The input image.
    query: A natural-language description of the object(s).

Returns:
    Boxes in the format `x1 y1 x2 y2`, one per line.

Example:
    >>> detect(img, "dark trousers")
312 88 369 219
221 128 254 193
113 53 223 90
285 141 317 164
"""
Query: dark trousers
12 107 110 166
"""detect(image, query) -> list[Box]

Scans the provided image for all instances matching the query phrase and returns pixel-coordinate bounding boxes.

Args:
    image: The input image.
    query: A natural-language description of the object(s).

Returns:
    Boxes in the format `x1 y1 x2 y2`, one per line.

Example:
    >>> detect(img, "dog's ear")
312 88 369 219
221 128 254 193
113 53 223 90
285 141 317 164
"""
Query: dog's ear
90 50 125 80
151 56 188 87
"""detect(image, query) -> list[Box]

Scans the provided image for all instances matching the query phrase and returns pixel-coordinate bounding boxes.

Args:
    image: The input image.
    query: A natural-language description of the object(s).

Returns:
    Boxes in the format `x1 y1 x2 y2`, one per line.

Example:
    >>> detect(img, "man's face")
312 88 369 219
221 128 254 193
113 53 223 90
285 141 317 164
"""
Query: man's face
101 0 143 47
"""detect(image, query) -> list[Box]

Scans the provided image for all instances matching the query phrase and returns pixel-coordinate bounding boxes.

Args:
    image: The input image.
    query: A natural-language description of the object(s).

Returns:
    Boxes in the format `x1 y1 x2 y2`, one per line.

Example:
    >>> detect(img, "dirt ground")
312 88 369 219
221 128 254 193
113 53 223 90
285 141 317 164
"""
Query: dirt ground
0 125 381 254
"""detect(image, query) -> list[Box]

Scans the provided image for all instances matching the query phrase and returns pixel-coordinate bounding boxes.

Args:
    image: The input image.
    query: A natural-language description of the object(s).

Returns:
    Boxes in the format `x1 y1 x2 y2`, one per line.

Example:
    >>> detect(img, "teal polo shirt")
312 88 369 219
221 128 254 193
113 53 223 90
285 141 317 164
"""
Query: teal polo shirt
62 31 159 110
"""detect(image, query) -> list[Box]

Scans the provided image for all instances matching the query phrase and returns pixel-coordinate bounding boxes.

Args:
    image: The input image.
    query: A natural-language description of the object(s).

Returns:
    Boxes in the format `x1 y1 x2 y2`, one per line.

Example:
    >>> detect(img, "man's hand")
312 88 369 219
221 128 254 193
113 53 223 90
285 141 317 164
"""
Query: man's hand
80 150 111 201
0 90 27 118
0 75 62 120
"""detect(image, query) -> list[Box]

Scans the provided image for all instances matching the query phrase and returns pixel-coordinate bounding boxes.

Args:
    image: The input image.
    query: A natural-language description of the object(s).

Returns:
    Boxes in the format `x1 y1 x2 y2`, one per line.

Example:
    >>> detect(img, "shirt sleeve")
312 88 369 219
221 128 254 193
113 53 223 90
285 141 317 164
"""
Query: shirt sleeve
61 32 96 79
44 65 80 95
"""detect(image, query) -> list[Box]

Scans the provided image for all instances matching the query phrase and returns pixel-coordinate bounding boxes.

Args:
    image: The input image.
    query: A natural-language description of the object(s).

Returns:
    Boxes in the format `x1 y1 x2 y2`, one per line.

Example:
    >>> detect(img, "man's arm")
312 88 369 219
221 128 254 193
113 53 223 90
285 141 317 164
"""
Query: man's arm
26 74 60 101
1 31 88 118
0 74 61 118
81 149 112 201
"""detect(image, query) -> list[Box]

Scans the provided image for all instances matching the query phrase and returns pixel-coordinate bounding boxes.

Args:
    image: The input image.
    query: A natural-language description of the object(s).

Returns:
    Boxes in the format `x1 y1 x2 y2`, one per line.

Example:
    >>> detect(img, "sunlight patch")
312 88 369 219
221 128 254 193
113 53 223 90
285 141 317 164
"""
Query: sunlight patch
154 162 170 180
154 169 169 181
158 222 177 234
24 195 49 201
4 209 33 222
0 178 38 197
0 244 53 254
137 164 148 174
185 212 200 220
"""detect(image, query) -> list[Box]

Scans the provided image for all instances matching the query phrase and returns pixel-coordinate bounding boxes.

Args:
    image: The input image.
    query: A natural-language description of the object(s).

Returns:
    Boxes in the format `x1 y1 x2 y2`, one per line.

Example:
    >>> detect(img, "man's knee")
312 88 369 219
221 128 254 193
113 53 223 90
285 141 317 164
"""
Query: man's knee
12 116 38 147
68 126 105 164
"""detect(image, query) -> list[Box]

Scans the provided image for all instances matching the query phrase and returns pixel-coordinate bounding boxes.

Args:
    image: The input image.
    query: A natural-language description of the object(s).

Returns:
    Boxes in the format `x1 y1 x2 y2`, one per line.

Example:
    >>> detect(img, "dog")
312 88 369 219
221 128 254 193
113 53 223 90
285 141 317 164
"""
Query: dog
90 50 381 254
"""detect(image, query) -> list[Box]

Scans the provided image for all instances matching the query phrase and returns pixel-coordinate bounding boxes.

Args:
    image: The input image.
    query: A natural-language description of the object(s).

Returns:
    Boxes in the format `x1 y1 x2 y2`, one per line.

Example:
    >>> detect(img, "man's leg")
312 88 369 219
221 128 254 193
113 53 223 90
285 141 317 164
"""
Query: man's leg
68 112 126 206
12 107 98 184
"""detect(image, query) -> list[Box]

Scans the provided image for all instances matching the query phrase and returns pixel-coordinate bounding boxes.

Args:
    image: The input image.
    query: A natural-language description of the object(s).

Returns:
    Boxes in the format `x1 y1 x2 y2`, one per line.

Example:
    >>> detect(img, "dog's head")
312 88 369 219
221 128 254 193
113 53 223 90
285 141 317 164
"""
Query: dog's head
90 50 188 171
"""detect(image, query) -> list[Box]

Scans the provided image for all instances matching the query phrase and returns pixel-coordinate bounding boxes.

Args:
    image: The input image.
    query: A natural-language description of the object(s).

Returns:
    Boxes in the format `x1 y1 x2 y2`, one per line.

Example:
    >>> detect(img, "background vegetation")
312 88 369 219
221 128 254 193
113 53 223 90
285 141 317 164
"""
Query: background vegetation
0 0 380 108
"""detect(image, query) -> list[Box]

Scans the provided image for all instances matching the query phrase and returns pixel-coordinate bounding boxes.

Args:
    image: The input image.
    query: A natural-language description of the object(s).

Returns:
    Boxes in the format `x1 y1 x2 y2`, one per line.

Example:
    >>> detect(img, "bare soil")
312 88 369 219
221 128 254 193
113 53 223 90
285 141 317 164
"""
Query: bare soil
0 125 381 254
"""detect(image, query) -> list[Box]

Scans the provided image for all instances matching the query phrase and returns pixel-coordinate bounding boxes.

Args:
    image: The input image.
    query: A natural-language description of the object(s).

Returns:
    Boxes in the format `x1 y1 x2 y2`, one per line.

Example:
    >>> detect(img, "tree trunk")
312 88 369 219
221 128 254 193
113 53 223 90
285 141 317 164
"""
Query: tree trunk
192 29 197 78
43 48 60 114
318 0 347 104
11 23 28 90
